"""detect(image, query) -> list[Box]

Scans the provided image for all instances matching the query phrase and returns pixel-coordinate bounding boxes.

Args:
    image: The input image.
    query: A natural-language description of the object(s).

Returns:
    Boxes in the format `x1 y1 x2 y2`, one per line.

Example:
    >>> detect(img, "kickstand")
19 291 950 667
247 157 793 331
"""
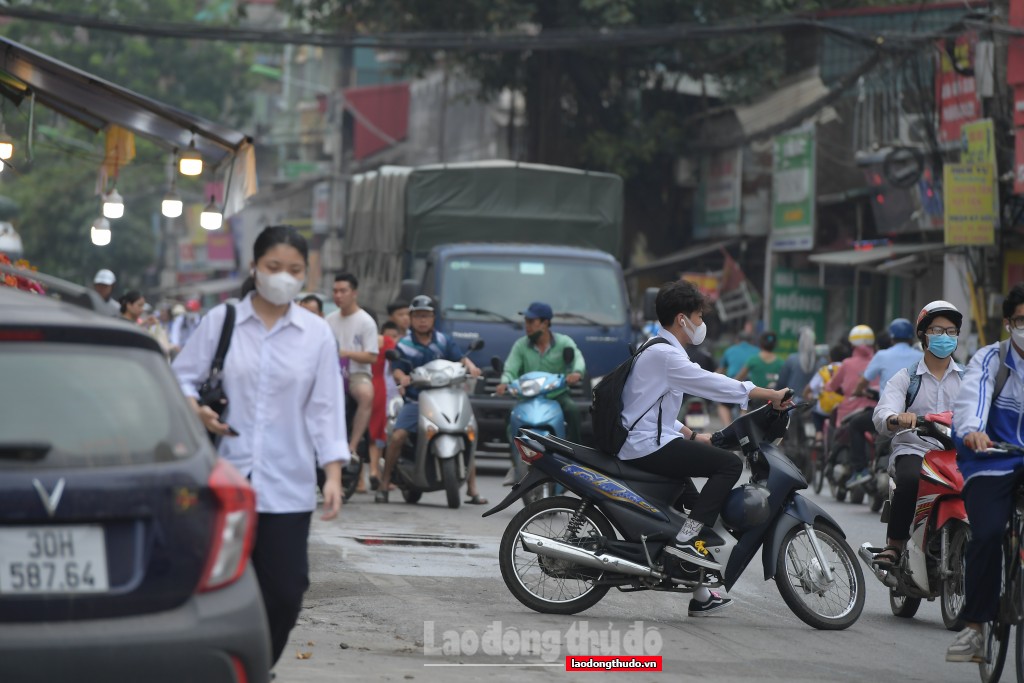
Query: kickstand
640 534 657 568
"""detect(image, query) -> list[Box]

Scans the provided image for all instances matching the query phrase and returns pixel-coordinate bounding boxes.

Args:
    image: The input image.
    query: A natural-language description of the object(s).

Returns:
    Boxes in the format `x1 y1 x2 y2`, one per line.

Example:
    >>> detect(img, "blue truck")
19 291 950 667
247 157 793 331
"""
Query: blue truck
344 160 632 454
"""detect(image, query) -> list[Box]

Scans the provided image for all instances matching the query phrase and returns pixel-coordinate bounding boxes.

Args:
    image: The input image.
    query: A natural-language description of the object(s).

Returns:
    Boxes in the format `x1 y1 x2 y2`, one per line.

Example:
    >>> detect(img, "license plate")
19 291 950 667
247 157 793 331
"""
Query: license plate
685 414 710 429
804 422 817 439
0 525 109 595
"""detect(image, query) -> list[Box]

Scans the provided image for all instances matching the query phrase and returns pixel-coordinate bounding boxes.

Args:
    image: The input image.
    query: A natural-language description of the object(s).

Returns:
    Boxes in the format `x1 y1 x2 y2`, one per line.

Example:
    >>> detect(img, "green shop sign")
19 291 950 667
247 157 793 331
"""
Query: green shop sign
770 268 826 354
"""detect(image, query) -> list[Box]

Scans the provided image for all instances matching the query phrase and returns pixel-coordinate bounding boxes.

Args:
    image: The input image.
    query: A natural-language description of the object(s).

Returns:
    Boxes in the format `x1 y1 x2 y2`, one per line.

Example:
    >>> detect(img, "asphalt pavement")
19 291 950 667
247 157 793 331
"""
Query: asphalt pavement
273 458 997 683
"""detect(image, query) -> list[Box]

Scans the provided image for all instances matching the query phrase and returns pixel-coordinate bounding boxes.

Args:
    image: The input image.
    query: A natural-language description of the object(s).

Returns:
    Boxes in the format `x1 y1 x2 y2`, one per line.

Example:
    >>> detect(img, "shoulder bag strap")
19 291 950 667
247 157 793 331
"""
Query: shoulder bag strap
209 304 236 376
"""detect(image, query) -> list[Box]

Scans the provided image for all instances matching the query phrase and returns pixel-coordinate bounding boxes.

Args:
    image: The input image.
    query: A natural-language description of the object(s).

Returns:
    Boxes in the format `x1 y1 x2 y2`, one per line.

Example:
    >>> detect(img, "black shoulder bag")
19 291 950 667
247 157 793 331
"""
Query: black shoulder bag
197 304 236 441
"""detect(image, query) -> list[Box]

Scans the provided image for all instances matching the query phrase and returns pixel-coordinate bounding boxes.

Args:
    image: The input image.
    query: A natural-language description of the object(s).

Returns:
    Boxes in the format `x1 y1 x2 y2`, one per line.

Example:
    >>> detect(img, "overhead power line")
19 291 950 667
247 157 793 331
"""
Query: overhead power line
0 4 975 52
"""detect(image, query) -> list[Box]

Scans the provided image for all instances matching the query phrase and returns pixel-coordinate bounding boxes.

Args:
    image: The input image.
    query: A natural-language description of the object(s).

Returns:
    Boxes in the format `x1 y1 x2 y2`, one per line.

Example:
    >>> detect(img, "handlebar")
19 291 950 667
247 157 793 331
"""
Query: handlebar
985 442 1024 455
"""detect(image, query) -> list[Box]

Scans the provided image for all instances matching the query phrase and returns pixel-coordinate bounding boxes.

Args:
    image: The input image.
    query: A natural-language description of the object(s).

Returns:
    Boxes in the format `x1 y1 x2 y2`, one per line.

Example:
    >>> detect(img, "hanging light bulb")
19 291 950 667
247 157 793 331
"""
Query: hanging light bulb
200 196 222 230
0 123 14 161
161 185 183 218
178 139 203 176
102 188 124 219
90 216 111 246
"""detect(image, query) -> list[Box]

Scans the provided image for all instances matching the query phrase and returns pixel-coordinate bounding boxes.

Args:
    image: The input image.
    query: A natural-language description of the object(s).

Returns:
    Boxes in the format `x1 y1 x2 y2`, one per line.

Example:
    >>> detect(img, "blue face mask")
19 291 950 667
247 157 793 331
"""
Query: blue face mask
927 334 957 359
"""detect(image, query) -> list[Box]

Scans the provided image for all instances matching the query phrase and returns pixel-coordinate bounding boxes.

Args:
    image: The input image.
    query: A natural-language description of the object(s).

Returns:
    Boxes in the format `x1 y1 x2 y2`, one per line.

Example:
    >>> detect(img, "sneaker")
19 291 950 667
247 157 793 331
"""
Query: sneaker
374 489 389 504
664 530 723 569
845 469 872 488
688 591 733 617
946 626 985 663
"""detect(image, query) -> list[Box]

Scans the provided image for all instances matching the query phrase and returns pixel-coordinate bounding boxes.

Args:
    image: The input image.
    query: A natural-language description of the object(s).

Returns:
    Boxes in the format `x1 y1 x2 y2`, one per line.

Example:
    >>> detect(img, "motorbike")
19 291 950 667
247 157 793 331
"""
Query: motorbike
384 339 483 509
681 397 711 432
484 397 866 630
781 401 819 484
858 412 967 630
494 348 576 505
825 388 879 505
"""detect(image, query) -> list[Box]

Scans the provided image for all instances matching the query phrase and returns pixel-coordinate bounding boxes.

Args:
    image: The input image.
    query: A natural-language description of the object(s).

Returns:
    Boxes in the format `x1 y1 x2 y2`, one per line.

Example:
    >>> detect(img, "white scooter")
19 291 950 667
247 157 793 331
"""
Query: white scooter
385 340 483 509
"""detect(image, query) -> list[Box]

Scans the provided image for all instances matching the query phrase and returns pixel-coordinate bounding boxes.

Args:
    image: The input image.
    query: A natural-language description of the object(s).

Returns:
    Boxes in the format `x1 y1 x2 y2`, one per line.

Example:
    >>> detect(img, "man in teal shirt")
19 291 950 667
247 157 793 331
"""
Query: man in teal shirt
496 301 586 443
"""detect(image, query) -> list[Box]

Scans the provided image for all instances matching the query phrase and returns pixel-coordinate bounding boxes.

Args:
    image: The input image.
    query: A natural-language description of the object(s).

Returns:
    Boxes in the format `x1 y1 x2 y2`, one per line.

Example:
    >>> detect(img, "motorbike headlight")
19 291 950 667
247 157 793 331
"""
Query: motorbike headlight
590 375 604 390
520 378 544 397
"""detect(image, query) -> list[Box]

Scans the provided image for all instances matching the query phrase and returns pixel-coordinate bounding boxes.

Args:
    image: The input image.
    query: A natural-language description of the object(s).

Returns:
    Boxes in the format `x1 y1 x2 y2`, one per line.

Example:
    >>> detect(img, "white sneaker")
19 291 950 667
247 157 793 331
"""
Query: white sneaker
946 626 985 663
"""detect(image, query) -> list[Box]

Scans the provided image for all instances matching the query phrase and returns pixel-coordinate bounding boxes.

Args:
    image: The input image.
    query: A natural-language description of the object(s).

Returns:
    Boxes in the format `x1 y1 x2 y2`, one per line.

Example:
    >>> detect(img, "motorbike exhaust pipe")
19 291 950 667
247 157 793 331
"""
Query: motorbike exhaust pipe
858 542 898 588
519 531 661 578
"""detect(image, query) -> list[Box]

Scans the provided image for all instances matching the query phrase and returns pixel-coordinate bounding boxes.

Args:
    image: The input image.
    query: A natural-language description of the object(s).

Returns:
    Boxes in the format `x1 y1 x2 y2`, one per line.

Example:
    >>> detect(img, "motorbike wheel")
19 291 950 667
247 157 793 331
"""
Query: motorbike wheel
499 495 614 615
401 488 422 504
848 487 865 505
941 521 969 631
889 590 921 618
441 458 460 509
775 522 865 630
870 490 885 513
811 447 825 495
980 622 1010 683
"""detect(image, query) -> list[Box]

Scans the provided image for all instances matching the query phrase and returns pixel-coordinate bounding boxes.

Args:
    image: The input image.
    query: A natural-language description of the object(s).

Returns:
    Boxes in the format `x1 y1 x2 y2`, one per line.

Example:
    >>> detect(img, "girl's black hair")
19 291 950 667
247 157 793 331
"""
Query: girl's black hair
760 331 777 352
240 225 309 297
119 290 143 314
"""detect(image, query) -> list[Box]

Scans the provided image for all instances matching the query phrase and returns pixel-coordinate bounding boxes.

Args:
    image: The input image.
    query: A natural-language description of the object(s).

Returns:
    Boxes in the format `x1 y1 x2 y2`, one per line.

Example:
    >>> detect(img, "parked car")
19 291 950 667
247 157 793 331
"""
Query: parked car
0 273 270 683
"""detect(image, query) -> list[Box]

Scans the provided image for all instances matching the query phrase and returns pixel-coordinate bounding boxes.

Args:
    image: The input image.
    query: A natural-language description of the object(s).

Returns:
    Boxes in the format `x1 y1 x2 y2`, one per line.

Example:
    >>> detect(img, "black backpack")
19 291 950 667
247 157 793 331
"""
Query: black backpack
590 337 670 454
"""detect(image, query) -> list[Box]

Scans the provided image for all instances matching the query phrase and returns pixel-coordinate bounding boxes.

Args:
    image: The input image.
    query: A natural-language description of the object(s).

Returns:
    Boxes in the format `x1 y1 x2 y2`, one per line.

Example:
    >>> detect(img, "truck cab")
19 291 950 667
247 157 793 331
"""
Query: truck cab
415 243 632 455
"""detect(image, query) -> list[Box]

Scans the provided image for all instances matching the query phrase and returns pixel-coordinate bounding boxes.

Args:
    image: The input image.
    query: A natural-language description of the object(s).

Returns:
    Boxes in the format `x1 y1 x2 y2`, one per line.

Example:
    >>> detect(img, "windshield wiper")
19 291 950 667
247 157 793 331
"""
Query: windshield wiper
554 312 609 328
444 307 522 328
0 442 52 461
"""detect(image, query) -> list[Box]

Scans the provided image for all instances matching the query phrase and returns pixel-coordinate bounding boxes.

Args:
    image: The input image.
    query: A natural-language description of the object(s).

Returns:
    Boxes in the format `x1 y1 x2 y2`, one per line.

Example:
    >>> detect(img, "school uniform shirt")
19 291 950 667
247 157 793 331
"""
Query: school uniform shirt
872 359 962 461
173 294 351 513
863 342 924 392
954 341 1024 482
618 329 755 461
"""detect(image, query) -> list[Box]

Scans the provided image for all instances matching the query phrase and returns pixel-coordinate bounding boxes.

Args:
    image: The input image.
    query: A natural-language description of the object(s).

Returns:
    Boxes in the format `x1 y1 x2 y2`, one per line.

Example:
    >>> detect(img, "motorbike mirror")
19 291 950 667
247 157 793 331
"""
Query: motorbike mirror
468 339 485 352
490 356 503 373
562 347 575 365
384 349 401 362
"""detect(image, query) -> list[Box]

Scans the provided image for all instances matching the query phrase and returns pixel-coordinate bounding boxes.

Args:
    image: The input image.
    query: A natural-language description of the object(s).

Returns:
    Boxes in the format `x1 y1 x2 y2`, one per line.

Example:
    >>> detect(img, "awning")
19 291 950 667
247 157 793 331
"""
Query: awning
0 36 249 165
808 242 949 267
624 239 737 278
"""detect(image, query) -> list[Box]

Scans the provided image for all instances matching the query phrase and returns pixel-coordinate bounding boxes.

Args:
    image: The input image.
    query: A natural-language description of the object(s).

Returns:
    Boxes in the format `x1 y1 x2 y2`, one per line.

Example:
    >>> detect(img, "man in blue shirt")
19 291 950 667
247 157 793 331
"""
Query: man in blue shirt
376 295 483 503
947 285 1024 663
715 330 758 425
846 317 922 487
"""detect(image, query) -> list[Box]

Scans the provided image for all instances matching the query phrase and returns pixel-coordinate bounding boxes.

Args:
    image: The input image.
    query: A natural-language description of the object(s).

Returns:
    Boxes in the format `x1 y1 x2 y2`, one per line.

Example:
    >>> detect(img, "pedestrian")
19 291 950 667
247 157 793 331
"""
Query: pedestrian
119 290 146 324
326 273 379 461
172 224 349 670
776 327 823 398
298 294 324 317
735 331 785 406
92 268 120 316
368 320 402 490
168 299 203 356
715 329 759 425
388 299 410 337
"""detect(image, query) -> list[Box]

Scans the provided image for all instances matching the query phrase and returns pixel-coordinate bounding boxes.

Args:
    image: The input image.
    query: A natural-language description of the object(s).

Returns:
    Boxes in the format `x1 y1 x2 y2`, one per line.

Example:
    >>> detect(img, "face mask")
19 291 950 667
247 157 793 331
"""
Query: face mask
926 334 957 359
681 315 707 346
255 270 304 306
528 330 545 345
1010 325 1024 349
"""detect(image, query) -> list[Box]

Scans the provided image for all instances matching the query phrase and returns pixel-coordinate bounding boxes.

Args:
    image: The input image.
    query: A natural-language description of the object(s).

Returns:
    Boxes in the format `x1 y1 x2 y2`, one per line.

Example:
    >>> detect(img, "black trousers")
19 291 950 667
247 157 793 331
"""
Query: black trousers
847 410 875 471
250 511 312 666
629 438 742 527
887 454 921 541
962 472 1024 624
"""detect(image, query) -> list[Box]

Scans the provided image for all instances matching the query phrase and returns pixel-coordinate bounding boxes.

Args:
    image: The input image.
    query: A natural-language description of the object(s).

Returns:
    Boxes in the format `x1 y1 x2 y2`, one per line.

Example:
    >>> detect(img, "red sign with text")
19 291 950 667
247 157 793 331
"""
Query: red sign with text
936 34 980 145
1015 130 1024 195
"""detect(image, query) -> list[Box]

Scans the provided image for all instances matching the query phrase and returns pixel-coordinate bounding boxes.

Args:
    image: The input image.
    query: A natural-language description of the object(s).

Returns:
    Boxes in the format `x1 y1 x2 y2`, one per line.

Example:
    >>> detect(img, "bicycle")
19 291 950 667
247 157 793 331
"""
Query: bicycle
976 443 1024 683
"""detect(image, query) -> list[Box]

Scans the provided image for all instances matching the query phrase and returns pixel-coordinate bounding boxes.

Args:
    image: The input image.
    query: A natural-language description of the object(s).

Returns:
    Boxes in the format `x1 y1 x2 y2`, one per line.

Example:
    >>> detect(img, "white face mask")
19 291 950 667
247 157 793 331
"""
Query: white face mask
255 270 304 306
681 314 707 346
1009 324 1024 349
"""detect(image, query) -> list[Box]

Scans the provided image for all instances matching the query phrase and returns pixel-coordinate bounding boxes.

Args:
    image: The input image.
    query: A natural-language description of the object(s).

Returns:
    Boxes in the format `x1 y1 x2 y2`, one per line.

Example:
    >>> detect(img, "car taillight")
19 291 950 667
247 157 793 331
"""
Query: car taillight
515 438 544 463
230 655 249 683
198 458 256 593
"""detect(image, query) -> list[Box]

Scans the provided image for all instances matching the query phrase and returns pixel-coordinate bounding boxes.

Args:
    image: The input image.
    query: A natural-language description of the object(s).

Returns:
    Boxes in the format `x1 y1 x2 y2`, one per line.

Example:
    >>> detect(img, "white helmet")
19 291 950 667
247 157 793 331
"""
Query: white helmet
916 300 963 341
848 324 875 347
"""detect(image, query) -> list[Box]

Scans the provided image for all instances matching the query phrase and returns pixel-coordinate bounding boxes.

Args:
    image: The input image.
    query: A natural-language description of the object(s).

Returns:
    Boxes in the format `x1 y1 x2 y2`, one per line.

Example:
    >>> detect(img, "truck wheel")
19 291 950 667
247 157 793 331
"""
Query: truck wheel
442 458 461 509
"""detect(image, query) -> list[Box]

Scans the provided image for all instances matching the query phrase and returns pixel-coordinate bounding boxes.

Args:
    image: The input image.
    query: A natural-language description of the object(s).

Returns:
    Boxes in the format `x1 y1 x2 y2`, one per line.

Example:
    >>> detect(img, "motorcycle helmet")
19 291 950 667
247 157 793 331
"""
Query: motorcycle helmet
888 318 914 341
848 324 875 347
915 300 963 343
409 294 435 313
721 484 771 530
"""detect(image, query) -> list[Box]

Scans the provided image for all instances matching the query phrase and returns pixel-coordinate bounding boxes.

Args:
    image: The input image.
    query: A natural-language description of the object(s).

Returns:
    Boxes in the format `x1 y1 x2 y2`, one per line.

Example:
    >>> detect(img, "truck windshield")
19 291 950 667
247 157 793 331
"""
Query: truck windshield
440 256 627 326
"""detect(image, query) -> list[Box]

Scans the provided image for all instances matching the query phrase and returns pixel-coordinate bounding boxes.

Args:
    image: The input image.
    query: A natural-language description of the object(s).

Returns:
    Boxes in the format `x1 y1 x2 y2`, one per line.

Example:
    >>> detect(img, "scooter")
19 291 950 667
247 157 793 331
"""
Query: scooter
681 397 711 432
484 396 866 630
858 412 967 630
494 348 576 505
384 339 483 509
825 389 879 505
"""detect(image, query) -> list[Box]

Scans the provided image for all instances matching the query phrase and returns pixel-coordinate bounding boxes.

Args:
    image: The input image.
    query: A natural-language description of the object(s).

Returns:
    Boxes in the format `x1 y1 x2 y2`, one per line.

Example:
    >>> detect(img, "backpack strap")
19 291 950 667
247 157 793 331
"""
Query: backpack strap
626 337 671 439
209 304 236 378
905 359 965 410
994 340 1012 402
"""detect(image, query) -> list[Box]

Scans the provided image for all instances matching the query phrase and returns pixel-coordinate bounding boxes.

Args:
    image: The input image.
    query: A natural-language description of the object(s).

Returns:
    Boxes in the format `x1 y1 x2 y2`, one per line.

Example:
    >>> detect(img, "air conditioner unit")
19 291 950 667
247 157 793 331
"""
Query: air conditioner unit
898 114 931 146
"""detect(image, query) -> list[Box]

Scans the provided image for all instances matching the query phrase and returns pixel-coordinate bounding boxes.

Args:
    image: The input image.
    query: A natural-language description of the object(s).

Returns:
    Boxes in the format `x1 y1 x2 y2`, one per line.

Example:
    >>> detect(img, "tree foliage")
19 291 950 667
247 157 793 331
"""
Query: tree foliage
0 0 254 290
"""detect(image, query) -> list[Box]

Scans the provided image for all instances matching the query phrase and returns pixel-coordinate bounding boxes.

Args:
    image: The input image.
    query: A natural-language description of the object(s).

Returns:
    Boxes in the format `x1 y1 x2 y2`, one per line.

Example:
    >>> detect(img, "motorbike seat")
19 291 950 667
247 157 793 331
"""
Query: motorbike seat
526 431 675 483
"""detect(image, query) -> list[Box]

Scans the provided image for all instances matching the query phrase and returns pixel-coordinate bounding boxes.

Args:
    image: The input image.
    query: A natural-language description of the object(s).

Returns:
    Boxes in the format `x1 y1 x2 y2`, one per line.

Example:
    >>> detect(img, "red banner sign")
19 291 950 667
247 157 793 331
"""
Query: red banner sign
1015 130 1024 196
936 34 980 145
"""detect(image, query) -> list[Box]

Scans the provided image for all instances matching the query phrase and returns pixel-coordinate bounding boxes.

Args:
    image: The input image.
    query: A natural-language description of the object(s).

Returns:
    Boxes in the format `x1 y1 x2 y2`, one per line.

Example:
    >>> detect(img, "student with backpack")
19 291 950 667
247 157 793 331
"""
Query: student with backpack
594 281 789 615
866 301 964 570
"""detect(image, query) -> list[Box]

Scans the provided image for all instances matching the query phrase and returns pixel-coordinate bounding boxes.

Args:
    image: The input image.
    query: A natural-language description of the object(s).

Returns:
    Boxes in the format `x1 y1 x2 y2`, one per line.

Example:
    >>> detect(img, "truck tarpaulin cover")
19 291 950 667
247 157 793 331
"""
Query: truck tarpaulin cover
404 162 622 256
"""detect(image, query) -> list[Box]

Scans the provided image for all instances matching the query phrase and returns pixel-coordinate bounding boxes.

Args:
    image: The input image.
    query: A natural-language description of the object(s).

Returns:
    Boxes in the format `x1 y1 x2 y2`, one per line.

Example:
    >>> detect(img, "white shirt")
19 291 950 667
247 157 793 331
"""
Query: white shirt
618 330 755 460
173 294 351 513
873 358 962 460
325 308 379 376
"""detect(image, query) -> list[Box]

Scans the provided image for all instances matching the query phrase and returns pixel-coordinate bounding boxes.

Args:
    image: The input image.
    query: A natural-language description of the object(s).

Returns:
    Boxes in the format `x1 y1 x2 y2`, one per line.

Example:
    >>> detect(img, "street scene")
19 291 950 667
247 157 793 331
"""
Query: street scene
2 0 1024 682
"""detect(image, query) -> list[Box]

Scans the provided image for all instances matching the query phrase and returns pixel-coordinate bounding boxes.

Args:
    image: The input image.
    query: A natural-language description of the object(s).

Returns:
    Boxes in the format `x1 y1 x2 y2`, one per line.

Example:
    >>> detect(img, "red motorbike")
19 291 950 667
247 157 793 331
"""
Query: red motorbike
858 412 968 630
